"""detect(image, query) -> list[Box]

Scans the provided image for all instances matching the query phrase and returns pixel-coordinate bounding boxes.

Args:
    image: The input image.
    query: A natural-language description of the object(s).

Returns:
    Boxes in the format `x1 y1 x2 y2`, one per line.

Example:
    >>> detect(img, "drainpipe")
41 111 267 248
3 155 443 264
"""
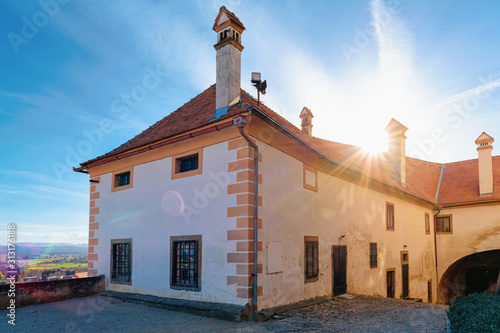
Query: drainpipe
433 208 441 304
233 115 259 314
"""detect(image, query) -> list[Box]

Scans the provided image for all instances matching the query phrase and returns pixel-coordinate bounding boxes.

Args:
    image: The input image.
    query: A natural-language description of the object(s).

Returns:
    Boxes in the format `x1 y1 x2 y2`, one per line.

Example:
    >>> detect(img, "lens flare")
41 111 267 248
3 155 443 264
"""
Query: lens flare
161 191 185 216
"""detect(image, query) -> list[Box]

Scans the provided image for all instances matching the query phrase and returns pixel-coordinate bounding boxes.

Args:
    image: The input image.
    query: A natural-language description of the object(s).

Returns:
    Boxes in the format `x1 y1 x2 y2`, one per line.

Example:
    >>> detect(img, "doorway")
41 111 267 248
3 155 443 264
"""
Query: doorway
387 270 395 298
402 264 409 298
401 251 409 298
428 280 432 303
332 245 347 296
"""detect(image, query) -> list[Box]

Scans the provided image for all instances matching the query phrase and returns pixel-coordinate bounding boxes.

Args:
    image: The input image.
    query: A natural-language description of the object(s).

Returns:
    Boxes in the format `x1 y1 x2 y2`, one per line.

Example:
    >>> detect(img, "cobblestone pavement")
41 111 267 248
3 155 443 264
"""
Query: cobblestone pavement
263 295 448 333
0 294 447 332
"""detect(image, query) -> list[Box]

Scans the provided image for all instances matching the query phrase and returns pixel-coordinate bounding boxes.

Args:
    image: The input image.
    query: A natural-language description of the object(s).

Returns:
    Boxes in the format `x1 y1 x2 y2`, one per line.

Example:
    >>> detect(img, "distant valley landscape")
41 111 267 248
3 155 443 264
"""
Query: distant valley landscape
0 242 87 256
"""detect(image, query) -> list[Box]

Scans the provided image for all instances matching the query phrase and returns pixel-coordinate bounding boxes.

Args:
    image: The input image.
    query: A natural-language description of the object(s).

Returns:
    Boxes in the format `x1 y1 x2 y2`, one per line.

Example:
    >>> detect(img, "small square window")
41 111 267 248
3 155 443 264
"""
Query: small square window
115 172 130 187
436 216 452 234
172 149 203 180
178 154 199 173
370 242 377 268
112 168 133 192
401 251 409 264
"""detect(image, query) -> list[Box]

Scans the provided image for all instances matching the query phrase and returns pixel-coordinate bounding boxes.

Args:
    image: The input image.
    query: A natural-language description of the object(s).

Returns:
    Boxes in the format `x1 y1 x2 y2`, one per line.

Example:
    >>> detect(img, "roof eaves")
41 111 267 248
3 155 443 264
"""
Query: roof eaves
77 118 237 171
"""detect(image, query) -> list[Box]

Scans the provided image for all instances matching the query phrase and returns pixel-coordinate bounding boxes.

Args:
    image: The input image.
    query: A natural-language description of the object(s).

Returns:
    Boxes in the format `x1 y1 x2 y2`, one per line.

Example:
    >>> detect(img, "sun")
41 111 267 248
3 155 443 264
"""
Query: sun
359 130 387 155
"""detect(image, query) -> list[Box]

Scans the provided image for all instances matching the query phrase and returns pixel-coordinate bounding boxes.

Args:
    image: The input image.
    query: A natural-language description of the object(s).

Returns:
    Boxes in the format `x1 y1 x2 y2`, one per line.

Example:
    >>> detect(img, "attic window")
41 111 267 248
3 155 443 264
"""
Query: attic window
172 149 203 180
116 172 130 187
112 167 134 192
303 164 318 192
179 154 198 173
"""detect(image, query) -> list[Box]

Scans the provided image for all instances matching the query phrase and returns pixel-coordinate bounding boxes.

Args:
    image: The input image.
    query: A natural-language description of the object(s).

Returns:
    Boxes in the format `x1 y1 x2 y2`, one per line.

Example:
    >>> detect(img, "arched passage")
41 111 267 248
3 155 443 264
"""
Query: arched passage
439 250 500 304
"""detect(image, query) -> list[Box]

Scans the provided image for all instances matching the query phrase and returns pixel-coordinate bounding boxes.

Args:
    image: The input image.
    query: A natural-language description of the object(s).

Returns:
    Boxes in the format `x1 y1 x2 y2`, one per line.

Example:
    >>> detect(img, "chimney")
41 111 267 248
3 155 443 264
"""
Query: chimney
475 132 494 196
213 6 245 117
299 107 314 135
385 118 408 186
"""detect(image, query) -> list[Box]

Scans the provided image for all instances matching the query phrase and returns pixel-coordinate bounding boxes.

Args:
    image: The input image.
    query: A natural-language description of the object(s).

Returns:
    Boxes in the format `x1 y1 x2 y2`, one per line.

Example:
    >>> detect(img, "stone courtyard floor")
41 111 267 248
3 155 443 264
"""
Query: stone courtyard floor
0 294 447 332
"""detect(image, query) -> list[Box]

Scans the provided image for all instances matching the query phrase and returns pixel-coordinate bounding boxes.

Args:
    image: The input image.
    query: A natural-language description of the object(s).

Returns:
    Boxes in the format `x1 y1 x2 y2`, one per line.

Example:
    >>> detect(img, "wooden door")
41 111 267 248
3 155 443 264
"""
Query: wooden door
402 264 409 298
332 245 347 296
387 270 395 298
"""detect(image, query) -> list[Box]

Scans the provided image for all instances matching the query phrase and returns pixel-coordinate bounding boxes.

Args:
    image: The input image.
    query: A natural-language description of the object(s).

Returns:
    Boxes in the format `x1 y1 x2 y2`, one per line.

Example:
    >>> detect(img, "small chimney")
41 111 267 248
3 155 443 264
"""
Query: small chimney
475 132 494 196
385 118 408 186
213 6 245 116
299 107 314 136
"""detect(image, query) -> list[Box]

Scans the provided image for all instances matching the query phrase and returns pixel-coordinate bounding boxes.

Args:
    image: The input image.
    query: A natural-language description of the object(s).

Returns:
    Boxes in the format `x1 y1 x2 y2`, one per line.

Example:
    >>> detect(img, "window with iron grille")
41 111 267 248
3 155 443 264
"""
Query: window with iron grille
171 235 201 291
177 154 198 173
425 213 430 234
304 237 319 282
115 171 130 187
111 239 132 284
386 203 395 230
370 242 377 268
436 216 452 233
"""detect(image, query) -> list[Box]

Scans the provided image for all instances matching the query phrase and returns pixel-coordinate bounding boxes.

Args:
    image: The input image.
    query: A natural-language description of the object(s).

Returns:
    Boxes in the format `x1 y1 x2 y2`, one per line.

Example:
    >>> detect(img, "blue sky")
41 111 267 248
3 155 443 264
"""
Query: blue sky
1 0 499 244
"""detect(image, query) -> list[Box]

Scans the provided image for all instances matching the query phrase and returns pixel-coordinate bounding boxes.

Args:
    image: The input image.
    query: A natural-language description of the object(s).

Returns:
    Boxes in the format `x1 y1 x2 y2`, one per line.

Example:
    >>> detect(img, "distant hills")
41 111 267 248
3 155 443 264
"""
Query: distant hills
0 242 87 256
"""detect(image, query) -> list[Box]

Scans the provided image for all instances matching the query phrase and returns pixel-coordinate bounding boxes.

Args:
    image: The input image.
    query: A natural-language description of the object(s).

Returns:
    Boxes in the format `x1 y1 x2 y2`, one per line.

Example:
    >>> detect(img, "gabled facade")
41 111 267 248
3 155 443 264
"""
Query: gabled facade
75 7 500 311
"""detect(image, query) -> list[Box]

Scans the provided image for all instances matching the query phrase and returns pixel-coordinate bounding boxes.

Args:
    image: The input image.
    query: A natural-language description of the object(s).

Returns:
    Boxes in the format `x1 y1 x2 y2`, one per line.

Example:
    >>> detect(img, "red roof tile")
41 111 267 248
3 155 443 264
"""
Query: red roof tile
81 83 499 207
437 156 500 206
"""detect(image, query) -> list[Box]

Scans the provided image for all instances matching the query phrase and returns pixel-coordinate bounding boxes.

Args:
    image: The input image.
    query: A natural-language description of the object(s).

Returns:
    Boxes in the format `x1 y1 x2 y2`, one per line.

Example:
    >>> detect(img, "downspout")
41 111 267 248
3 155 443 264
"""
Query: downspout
233 115 259 314
433 207 441 304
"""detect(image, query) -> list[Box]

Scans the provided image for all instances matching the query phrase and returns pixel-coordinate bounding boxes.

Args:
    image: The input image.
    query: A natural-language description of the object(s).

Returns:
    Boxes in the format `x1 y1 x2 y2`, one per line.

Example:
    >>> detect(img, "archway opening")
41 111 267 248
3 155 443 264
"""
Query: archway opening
466 267 499 294
439 250 500 304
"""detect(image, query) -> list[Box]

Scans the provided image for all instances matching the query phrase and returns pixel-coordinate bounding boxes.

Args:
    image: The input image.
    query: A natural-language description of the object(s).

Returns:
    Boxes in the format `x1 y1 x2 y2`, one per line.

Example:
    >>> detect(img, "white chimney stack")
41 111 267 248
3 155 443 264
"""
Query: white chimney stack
213 6 245 116
385 119 408 186
475 132 494 196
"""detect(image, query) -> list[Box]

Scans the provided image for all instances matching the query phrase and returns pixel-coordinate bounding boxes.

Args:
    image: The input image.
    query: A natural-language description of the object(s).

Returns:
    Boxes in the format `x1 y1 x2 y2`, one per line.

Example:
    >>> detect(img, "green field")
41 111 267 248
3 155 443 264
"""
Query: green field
25 261 88 271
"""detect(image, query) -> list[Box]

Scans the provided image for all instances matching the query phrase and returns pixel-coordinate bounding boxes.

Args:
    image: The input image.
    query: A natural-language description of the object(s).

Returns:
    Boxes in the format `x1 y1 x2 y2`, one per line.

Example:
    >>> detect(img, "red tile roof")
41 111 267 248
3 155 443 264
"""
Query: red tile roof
81 84 499 207
437 156 500 206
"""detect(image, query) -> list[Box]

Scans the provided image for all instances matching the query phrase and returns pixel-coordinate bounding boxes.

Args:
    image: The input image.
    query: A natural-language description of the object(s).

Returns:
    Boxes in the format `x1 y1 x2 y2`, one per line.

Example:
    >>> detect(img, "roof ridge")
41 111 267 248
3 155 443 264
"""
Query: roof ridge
443 157 478 165
312 136 360 148
405 155 444 166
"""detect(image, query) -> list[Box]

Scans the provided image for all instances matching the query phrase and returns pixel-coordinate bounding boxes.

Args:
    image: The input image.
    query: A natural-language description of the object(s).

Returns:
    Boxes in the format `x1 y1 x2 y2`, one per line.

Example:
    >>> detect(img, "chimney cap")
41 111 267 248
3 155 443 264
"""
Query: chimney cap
300 107 314 118
385 118 408 135
213 6 245 33
475 132 494 145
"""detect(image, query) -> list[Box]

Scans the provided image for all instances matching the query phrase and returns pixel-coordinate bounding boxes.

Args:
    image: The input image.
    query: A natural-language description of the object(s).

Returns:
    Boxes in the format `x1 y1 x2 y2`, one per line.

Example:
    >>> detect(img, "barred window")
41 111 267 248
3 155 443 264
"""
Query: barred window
305 237 319 282
111 239 132 284
171 235 201 291
425 213 430 234
177 154 198 173
171 150 202 180
370 242 377 268
115 171 130 187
